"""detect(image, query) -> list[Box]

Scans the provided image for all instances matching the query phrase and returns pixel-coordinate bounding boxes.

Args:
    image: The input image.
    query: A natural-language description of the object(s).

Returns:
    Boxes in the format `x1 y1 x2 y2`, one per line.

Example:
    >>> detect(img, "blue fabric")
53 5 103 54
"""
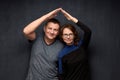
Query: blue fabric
58 39 83 74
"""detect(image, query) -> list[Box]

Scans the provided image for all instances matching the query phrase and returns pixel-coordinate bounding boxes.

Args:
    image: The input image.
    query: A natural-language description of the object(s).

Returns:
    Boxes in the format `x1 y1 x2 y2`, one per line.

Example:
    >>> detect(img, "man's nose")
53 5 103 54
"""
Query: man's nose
50 29 54 33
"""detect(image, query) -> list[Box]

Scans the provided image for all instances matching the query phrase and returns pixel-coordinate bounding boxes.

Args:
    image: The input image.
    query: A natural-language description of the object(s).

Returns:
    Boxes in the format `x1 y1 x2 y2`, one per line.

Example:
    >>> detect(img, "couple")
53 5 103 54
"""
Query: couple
23 8 91 80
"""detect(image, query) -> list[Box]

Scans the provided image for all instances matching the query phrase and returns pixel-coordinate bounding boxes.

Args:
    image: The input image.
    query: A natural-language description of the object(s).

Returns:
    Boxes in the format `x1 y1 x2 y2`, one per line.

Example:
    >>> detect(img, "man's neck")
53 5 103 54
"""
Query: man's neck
44 37 55 45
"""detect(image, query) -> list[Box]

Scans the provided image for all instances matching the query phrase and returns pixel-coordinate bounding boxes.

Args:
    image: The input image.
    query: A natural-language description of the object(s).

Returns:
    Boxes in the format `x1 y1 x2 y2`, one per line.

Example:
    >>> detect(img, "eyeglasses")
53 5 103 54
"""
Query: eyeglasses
62 33 74 38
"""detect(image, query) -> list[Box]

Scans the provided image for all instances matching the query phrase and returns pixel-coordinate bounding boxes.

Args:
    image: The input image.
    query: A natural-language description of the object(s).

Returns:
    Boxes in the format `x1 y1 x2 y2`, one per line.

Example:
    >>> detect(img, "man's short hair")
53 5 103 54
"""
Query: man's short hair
45 18 61 27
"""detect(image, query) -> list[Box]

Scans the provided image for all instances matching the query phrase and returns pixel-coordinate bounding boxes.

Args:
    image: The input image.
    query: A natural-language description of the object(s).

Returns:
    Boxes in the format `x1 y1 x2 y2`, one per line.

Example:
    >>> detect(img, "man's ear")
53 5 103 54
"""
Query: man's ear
57 31 59 36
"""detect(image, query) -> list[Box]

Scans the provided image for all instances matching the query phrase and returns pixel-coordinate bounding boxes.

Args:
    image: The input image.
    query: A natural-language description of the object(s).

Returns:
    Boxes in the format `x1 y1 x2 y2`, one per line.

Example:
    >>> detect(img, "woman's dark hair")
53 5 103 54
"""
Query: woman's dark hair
59 24 80 45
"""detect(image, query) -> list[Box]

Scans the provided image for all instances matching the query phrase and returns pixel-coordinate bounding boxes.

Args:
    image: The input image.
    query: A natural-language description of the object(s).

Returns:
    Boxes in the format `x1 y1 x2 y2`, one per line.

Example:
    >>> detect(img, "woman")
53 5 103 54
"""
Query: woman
58 9 92 80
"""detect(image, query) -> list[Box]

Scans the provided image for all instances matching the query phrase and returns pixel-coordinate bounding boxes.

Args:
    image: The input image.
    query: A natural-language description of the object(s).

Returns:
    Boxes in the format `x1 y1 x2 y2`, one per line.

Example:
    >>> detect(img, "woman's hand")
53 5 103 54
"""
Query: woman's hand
44 8 61 20
60 8 78 23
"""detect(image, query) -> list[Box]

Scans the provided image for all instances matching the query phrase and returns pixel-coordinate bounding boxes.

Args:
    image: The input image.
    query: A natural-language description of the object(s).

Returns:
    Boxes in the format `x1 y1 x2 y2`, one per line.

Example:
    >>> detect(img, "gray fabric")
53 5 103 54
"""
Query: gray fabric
26 34 63 80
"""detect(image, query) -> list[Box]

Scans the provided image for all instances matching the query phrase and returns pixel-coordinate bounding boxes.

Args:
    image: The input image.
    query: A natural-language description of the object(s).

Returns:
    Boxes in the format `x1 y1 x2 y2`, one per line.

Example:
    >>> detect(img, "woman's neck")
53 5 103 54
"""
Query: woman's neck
66 42 74 46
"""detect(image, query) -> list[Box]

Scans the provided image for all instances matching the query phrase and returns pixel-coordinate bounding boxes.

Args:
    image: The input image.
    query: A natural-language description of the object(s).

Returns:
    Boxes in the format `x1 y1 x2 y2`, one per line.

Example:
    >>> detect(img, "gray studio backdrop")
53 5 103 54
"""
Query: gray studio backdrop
0 0 120 80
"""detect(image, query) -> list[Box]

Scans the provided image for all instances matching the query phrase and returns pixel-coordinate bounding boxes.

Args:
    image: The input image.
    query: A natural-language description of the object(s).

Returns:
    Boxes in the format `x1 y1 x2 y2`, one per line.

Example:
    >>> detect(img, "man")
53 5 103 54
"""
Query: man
23 8 63 80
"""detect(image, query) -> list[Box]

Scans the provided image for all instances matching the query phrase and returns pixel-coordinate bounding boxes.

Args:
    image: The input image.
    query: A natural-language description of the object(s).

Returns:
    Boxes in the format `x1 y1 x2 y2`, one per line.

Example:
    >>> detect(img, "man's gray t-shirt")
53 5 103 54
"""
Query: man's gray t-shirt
26 34 63 80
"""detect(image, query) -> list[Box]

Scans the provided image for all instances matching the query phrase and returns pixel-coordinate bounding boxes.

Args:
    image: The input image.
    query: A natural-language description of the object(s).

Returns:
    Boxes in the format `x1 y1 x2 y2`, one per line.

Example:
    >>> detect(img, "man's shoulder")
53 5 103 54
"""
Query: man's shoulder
55 39 64 47
55 39 62 43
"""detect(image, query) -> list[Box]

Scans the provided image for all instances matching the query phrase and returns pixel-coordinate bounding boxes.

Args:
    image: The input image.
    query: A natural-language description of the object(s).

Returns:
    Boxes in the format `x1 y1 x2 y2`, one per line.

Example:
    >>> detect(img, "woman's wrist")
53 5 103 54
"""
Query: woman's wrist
71 17 78 23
